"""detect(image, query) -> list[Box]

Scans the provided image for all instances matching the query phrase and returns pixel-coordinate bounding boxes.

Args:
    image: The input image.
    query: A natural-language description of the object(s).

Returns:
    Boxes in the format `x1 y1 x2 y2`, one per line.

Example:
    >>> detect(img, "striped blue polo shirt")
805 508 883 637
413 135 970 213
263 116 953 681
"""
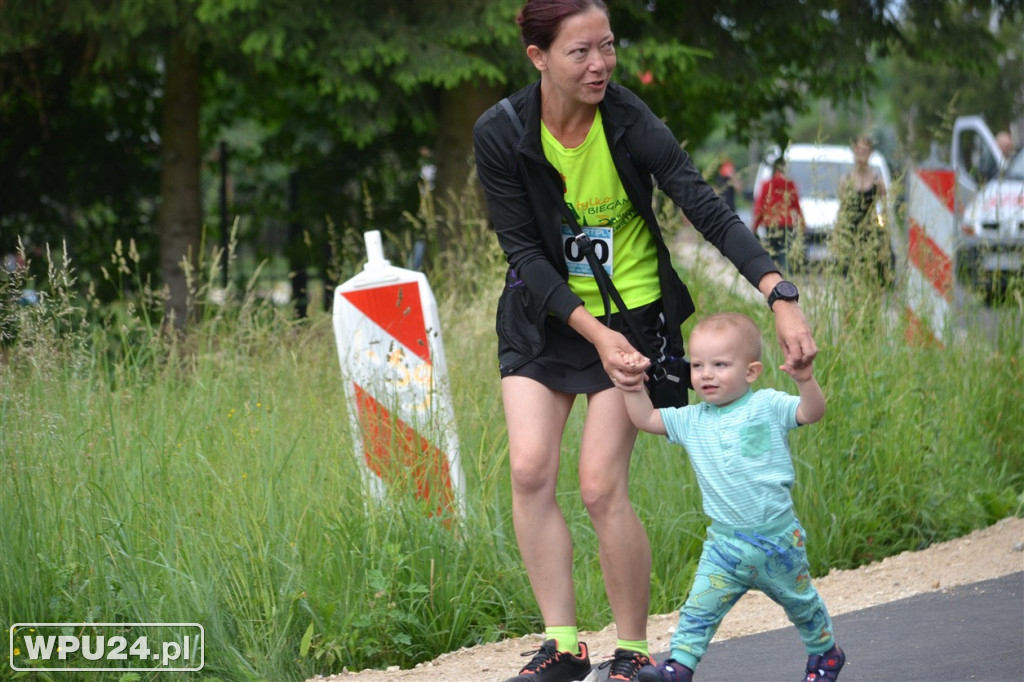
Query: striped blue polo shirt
659 388 802 528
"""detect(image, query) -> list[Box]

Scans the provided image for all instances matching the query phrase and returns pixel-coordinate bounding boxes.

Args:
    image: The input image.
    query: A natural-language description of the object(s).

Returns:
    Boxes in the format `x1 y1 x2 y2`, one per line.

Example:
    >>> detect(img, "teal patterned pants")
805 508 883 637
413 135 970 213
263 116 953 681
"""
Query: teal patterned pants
669 517 836 670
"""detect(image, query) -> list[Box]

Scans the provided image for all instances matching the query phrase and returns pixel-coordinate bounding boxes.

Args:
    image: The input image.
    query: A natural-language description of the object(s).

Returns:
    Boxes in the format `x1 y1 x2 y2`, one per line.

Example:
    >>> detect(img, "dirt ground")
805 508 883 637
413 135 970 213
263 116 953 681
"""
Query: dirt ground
311 516 1023 682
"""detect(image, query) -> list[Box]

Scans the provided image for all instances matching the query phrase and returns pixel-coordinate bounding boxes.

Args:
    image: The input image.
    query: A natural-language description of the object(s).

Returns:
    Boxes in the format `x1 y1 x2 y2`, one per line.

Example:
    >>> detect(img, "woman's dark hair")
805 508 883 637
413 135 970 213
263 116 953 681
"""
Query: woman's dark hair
516 0 609 50
851 135 874 149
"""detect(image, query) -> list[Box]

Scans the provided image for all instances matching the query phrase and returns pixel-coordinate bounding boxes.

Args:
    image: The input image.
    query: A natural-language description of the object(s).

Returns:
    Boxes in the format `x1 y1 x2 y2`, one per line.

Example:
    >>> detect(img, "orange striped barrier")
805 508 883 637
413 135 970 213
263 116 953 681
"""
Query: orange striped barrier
333 231 465 520
905 167 958 343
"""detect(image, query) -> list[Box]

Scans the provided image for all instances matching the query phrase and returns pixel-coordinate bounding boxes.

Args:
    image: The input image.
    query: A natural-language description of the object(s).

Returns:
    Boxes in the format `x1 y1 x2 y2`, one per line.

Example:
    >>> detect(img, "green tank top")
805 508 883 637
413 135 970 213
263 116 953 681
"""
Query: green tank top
541 109 660 316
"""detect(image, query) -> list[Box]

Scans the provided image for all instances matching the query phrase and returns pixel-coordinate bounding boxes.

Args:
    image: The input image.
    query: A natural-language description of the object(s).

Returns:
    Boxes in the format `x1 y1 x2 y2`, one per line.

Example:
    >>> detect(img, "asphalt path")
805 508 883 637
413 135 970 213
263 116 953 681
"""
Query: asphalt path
594 571 1024 682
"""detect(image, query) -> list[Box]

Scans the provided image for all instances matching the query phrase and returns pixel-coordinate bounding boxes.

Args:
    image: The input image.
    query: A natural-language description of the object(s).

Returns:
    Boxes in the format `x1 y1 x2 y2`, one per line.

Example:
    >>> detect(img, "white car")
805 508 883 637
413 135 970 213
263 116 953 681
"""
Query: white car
753 143 892 263
954 118 1024 296
963 146 1024 241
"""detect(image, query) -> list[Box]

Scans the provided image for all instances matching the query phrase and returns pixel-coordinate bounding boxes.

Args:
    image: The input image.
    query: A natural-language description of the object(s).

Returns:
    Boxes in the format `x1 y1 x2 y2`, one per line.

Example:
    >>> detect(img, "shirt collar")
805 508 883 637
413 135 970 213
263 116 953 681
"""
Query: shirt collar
704 388 754 414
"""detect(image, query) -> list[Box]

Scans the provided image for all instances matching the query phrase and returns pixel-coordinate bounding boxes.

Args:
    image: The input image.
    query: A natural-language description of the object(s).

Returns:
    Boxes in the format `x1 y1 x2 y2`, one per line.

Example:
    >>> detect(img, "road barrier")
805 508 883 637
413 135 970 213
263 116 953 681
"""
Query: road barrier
332 231 465 520
905 167 957 343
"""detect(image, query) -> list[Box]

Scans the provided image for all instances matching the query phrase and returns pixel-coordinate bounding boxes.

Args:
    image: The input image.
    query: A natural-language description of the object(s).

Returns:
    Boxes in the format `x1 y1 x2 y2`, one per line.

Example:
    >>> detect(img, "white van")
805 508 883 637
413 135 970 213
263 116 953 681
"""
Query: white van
950 116 1024 297
753 143 893 263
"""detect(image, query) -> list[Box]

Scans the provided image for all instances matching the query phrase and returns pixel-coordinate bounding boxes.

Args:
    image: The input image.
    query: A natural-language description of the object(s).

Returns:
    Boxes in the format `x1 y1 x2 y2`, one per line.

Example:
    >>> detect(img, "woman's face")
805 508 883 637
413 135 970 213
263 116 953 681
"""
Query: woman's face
853 139 872 166
528 8 616 107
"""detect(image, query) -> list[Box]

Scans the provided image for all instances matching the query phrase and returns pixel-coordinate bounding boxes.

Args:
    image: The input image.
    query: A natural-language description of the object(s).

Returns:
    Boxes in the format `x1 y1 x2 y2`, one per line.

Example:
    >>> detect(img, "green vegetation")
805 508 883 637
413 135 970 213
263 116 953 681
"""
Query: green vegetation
1 203 1022 681
5 1 1022 326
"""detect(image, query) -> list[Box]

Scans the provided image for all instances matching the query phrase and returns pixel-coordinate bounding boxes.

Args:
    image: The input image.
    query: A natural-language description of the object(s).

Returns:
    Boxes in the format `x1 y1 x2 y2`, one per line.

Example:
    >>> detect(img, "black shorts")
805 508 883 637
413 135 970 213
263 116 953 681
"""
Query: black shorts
501 300 673 395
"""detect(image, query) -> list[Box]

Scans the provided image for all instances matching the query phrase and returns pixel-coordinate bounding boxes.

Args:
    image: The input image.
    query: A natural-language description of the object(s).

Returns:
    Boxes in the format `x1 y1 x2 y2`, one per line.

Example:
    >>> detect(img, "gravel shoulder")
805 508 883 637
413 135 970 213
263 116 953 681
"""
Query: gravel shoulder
312 516 1024 682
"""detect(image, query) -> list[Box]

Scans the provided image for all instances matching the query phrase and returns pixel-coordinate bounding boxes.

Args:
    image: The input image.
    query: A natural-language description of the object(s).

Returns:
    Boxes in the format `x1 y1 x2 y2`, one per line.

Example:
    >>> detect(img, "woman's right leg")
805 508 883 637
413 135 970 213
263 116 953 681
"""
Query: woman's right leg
503 375 577 628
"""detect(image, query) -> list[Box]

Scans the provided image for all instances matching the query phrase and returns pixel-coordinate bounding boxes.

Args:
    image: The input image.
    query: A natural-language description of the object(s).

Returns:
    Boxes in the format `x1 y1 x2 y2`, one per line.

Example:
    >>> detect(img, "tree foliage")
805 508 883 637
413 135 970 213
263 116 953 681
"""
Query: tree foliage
607 0 1022 148
885 3 1024 159
1 0 1021 320
0 26 162 295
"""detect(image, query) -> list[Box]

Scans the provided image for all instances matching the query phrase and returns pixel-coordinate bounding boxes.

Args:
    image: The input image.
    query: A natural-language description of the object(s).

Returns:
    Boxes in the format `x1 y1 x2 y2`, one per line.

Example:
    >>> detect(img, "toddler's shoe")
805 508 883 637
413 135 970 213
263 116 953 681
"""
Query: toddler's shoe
636 659 693 682
803 645 845 681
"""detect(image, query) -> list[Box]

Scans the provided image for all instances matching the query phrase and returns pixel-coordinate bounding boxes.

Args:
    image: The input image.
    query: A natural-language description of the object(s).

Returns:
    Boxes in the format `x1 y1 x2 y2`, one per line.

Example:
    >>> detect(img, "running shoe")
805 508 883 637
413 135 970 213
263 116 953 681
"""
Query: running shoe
598 648 652 681
504 639 593 682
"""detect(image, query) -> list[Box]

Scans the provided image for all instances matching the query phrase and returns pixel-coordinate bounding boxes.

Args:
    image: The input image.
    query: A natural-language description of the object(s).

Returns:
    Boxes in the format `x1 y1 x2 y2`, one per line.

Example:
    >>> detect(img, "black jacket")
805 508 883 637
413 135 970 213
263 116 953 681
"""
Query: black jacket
473 80 777 373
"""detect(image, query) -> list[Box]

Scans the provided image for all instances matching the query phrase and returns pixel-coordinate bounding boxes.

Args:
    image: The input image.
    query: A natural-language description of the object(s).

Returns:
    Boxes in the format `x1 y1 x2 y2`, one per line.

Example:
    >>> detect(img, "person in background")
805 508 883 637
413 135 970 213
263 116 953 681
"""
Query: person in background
996 130 1014 160
616 312 845 682
713 158 740 213
834 136 891 285
473 0 818 680
752 157 805 274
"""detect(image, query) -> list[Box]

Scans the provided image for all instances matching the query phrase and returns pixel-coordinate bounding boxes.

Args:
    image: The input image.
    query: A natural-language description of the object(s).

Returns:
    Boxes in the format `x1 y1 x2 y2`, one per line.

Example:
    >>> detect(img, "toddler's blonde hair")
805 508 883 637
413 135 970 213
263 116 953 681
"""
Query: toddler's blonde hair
690 312 763 362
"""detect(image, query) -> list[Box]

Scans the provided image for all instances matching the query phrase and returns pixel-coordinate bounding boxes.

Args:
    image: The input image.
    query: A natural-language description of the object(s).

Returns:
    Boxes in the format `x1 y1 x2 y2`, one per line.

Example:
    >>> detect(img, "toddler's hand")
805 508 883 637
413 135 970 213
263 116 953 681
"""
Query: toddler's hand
611 350 650 391
781 361 814 383
620 350 648 368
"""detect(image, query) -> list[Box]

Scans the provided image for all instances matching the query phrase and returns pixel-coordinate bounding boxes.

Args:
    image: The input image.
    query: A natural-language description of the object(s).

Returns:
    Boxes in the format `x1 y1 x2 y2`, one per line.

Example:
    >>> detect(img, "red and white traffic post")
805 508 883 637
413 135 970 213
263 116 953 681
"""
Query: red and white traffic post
906 167 957 343
332 231 465 520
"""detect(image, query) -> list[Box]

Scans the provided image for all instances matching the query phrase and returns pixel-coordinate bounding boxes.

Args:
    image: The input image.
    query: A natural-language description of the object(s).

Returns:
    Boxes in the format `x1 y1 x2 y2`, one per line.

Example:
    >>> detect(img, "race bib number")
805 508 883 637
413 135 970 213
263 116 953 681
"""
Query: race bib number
561 225 613 278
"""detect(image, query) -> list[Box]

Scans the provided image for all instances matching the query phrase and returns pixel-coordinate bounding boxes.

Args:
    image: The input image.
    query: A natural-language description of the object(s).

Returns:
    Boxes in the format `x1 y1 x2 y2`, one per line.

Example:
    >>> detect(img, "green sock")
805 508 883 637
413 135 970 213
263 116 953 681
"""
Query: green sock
545 626 580 656
616 638 650 658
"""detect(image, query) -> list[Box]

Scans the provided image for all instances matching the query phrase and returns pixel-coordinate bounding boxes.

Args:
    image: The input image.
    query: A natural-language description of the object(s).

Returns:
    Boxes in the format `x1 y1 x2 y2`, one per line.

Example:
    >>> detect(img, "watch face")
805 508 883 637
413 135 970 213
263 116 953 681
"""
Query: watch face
776 281 799 298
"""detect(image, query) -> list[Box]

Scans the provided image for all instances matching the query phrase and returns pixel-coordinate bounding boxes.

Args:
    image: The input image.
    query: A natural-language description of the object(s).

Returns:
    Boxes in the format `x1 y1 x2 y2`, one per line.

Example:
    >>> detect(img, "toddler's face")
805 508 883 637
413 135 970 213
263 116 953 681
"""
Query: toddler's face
688 328 758 407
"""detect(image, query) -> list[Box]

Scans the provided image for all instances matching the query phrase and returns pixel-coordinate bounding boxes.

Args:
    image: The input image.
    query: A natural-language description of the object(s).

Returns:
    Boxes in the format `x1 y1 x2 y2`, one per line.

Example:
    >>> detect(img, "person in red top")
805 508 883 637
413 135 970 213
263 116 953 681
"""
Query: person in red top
752 157 805 274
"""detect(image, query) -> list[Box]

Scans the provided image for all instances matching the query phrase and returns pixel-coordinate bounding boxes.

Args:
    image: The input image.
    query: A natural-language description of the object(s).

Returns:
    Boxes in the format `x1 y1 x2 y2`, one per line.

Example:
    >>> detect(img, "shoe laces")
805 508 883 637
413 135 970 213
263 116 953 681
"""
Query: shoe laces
599 649 651 680
519 640 562 673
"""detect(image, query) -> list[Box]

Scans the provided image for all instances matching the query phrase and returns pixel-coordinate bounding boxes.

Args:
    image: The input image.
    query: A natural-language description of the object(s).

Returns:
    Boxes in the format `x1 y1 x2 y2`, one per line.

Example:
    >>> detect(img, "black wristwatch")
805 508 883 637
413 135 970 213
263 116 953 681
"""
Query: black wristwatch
767 280 799 310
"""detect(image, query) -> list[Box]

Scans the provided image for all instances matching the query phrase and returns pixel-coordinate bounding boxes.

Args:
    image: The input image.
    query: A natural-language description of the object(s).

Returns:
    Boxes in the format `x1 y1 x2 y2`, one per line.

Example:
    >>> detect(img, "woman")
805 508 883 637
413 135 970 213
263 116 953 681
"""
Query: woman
472 2 817 680
834 136 892 284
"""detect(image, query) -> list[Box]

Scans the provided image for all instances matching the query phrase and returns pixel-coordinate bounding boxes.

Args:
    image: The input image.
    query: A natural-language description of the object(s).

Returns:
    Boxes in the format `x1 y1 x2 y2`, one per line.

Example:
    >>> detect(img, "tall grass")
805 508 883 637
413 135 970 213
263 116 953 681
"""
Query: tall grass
1 192 1021 681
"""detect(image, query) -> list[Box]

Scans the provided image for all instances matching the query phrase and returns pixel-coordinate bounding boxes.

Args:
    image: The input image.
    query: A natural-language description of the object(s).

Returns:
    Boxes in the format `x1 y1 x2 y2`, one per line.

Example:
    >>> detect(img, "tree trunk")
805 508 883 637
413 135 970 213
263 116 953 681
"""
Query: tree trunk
433 81 504 249
157 33 202 331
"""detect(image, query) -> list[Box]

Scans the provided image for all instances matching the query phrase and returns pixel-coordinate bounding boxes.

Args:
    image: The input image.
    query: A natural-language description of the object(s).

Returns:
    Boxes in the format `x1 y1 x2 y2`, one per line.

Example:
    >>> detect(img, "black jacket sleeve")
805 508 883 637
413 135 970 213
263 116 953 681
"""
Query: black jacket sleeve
473 99 585 324
615 88 777 289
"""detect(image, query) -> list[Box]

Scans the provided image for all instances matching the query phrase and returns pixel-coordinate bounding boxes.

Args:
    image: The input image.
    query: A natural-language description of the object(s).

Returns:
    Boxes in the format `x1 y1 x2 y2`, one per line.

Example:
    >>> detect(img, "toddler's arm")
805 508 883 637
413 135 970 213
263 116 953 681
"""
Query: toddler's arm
785 361 825 425
620 383 667 436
